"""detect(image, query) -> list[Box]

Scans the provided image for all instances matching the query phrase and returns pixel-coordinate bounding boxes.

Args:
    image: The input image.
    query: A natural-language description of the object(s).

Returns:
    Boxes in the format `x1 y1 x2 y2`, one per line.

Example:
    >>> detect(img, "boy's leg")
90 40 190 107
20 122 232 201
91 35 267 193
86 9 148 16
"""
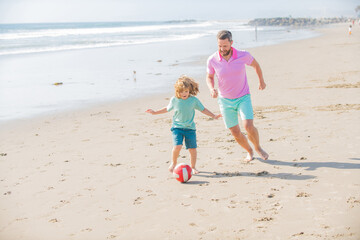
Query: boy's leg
170 145 182 172
188 148 199 174
170 128 184 172
184 129 198 174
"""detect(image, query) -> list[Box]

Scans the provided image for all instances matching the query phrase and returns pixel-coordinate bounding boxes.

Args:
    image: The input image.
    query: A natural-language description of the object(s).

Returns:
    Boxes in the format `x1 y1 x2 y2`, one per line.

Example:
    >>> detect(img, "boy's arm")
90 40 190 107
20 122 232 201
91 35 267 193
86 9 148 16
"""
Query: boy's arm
146 107 168 115
201 108 221 119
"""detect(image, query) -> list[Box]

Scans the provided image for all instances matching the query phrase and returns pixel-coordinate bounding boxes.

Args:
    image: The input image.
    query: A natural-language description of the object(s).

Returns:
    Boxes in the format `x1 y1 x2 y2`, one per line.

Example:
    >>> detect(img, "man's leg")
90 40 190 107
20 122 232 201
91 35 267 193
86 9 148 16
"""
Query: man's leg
243 119 269 160
229 124 254 162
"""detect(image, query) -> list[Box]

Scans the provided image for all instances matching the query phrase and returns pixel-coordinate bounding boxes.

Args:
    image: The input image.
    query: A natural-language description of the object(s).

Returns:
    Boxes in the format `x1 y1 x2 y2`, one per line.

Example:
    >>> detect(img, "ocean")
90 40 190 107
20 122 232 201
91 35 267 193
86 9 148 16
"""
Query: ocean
0 20 318 122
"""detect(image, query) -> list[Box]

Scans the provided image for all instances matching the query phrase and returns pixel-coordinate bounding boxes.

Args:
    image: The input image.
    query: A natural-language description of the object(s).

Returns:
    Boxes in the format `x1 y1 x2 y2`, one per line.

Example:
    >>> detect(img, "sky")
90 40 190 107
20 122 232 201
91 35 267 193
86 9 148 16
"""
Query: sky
0 0 359 24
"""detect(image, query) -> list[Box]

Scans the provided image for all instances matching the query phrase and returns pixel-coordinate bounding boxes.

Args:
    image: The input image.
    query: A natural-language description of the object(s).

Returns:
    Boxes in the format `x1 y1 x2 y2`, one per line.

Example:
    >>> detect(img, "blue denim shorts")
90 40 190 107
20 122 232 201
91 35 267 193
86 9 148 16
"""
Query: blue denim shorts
171 128 197 149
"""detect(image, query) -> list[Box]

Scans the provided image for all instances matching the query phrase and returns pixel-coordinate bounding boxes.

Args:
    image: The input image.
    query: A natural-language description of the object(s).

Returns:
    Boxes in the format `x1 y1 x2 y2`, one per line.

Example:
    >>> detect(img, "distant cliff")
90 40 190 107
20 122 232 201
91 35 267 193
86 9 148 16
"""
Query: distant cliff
248 17 349 27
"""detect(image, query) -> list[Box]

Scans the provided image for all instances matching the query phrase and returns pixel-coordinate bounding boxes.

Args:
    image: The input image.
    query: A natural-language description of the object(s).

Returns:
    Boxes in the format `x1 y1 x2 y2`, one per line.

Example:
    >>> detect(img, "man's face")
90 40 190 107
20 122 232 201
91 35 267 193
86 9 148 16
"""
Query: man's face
217 38 233 57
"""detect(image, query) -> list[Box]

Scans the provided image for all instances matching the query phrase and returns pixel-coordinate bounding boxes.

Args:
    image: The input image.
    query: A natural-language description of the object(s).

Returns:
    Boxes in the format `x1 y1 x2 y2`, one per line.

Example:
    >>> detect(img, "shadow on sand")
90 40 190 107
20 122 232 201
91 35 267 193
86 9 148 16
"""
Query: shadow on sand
258 158 360 171
196 171 316 181
182 180 210 185
191 158 360 181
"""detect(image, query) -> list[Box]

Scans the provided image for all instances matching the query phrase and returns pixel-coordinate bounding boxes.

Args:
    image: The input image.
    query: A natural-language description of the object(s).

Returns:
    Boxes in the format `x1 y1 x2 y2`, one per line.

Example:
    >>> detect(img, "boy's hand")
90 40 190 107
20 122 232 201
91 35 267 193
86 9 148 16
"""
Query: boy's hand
145 109 155 114
214 114 222 120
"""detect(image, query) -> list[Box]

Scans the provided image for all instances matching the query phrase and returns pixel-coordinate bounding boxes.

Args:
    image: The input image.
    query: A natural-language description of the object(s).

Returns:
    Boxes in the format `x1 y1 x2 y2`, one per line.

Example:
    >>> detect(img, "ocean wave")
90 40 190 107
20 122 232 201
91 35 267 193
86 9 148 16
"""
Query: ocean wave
0 21 212 40
0 33 208 56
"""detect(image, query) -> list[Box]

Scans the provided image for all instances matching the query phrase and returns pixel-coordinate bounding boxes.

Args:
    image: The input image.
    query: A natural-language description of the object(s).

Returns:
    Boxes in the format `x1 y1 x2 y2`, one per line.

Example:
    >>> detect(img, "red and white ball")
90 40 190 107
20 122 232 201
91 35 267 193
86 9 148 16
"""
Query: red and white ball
173 163 192 183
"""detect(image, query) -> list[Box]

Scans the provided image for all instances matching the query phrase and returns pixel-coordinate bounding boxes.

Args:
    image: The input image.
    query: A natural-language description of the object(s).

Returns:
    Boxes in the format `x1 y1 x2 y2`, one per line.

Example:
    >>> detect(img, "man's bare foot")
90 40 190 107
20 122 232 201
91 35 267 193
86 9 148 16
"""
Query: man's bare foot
244 152 254 163
169 163 175 173
192 168 199 175
256 148 269 160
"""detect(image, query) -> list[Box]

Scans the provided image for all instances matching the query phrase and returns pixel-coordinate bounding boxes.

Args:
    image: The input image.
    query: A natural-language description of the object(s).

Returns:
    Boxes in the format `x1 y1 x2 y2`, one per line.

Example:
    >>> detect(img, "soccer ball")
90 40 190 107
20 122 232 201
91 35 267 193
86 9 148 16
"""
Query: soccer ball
173 163 192 183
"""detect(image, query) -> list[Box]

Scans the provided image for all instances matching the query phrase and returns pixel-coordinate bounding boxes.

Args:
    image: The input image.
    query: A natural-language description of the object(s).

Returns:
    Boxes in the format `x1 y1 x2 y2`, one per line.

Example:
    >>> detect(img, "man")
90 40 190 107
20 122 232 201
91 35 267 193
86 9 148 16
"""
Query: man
206 30 268 162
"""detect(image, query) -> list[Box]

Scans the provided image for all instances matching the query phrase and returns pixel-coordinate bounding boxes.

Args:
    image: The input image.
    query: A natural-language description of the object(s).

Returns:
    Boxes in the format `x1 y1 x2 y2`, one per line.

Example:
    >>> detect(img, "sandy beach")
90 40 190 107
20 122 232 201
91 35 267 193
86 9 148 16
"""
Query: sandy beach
0 23 359 239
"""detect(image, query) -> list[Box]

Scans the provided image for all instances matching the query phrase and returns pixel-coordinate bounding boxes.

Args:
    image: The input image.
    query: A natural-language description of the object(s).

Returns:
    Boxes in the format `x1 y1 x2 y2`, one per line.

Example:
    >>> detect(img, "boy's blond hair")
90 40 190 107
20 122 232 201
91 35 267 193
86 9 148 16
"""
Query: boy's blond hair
174 76 200 98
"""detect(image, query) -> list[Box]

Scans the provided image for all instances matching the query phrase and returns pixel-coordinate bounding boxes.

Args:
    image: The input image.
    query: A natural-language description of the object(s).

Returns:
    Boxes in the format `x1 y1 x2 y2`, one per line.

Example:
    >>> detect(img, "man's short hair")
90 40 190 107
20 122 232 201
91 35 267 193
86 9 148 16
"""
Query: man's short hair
217 30 232 42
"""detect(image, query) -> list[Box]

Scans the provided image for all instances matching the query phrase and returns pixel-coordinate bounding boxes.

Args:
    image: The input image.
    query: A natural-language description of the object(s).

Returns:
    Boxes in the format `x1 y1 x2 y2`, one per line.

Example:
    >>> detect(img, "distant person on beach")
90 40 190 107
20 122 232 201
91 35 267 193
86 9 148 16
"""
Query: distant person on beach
146 76 221 174
206 30 269 162
349 25 352 35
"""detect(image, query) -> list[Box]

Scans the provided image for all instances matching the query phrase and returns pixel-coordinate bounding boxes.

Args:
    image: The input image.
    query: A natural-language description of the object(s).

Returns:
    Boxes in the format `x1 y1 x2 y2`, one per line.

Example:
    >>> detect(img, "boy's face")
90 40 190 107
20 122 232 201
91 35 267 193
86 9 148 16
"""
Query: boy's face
180 89 190 100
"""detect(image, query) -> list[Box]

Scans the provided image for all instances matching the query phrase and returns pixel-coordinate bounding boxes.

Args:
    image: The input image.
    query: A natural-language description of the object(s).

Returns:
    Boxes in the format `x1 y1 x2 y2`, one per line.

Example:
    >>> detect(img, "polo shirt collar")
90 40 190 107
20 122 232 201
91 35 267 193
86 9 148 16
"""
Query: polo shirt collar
217 47 237 61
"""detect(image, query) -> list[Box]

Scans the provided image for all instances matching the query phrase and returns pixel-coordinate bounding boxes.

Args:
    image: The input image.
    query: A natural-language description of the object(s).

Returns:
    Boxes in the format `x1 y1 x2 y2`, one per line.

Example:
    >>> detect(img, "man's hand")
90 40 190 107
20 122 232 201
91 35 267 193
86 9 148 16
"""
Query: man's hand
210 88 218 98
259 82 266 90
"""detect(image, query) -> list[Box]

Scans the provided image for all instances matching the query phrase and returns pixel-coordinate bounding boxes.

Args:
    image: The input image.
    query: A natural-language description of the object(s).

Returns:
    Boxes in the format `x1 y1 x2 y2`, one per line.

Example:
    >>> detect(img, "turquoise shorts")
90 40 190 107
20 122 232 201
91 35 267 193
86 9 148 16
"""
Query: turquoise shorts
218 94 254 129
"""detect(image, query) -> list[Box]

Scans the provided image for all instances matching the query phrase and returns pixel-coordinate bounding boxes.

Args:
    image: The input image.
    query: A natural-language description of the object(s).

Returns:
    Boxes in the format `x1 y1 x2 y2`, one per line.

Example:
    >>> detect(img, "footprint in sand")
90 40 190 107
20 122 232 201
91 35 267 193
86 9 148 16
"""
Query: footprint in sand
267 194 275 198
81 228 92 232
16 217 28 221
199 182 209 186
255 217 273 222
196 209 209 216
208 226 217 231
105 163 122 167
292 232 304 236
146 190 157 197
133 197 143 205
347 196 360 208
228 200 238 208
296 192 311 197
220 146 231 150
255 171 269 176
181 203 191 207
52 200 70 209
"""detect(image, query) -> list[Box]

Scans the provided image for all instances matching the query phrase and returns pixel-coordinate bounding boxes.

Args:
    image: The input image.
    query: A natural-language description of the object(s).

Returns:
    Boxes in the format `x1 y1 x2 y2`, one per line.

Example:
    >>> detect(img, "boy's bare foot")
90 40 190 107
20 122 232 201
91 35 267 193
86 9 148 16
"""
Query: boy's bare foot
256 148 269 160
168 163 175 173
244 153 255 163
192 168 199 175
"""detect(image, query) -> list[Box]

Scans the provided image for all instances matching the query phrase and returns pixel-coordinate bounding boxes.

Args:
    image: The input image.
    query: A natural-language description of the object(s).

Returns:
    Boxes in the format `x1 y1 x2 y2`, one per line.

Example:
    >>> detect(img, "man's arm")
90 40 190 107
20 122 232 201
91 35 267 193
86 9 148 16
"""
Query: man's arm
250 58 266 90
206 73 218 98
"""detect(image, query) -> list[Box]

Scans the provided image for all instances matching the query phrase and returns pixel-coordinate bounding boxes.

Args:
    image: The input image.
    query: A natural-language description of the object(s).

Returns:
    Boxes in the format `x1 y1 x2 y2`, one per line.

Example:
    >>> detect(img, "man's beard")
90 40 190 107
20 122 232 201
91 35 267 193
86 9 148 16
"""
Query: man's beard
221 49 231 57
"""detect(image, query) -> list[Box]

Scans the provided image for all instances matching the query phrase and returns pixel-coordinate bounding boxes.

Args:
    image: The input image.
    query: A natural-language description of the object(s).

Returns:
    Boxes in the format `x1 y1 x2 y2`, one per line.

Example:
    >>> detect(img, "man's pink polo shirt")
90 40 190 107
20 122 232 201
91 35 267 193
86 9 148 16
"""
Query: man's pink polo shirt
207 47 254 99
